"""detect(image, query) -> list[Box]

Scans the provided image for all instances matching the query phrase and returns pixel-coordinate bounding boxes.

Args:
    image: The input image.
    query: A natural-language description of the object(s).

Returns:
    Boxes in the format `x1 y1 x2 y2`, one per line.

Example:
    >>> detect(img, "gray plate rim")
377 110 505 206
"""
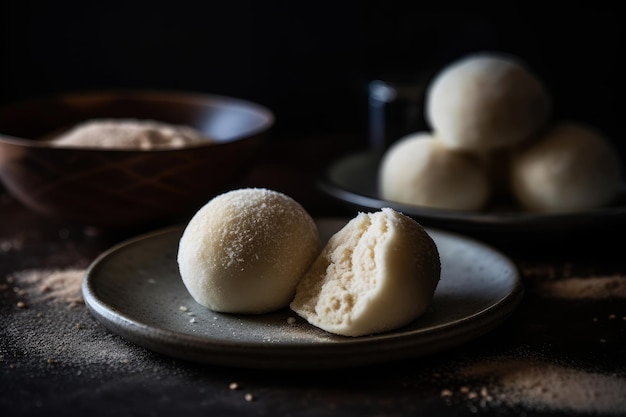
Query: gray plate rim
317 150 626 232
82 219 524 369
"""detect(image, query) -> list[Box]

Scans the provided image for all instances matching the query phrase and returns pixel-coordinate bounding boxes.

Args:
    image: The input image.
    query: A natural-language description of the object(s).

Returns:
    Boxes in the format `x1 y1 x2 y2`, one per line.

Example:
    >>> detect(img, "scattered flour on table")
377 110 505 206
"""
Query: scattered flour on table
438 355 626 415
1 267 162 372
436 267 626 415
8 268 86 308
520 262 626 299
534 275 626 299
3 266 625 413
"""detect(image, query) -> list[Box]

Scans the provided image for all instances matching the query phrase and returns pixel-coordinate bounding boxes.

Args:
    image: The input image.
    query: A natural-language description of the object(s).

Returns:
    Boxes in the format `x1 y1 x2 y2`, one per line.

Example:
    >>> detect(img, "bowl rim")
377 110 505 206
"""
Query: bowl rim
0 89 275 152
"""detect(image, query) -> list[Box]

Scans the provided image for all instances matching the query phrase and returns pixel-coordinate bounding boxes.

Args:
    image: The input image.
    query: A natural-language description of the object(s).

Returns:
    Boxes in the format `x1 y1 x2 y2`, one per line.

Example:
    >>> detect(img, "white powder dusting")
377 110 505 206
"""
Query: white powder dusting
439 356 626 415
9 268 86 307
1 267 161 371
534 275 626 299
48 118 210 150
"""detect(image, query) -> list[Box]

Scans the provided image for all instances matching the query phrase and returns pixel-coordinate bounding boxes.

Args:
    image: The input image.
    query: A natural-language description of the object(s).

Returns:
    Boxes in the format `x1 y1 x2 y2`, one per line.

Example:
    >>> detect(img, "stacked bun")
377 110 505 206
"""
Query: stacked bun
379 132 491 211
510 122 622 213
378 52 622 213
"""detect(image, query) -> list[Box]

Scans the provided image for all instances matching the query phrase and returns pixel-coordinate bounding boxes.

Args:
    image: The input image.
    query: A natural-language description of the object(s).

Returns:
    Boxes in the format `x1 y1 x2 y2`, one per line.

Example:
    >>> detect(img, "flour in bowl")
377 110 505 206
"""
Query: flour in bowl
49 118 211 150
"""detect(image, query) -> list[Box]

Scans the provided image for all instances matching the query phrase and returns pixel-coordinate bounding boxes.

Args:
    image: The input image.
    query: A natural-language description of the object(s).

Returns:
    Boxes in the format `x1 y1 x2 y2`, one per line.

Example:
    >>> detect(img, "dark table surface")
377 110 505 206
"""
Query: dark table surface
2 134 626 417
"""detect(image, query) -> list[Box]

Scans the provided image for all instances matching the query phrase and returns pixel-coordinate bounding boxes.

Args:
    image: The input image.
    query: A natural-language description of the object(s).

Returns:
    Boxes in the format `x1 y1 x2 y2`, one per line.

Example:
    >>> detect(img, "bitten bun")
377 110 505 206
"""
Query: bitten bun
290 208 441 337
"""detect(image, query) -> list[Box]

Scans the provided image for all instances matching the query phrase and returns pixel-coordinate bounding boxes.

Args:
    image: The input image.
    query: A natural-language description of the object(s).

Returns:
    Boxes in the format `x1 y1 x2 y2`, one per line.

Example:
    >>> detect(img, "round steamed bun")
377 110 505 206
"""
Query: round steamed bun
510 122 622 213
425 52 552 152
177 188 321 314
378 132 491 211
290 208 441 337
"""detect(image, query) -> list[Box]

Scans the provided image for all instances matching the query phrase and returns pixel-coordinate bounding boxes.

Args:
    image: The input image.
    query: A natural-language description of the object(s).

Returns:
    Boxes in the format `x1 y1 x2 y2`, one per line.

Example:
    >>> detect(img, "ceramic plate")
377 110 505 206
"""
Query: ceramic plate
318 151 626 234
82 218 523 370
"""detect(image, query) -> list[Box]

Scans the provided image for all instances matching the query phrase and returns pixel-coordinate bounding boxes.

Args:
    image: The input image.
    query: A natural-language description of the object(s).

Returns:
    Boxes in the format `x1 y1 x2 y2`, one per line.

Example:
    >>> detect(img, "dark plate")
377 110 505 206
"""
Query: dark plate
82 218 523 370
317 151 626 234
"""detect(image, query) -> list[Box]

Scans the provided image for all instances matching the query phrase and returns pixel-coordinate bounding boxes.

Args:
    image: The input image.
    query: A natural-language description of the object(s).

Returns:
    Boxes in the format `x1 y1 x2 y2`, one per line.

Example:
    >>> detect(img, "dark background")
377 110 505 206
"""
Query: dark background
1 3 622 152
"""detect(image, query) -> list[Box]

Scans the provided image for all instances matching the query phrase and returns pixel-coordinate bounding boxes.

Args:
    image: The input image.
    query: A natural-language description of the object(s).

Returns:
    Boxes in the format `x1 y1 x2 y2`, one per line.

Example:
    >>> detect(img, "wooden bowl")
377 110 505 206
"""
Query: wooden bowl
0 90 274 229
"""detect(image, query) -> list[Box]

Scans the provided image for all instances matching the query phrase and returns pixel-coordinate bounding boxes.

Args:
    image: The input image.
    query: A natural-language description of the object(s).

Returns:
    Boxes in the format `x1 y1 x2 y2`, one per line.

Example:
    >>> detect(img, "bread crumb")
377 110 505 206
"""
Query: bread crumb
244 393 254 402
229 382 239 390
16 301 27 309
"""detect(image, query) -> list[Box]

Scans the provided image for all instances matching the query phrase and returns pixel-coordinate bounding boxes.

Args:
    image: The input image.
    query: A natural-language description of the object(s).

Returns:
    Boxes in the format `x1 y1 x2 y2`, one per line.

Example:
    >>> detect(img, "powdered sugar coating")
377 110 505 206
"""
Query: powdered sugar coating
177 188 321 314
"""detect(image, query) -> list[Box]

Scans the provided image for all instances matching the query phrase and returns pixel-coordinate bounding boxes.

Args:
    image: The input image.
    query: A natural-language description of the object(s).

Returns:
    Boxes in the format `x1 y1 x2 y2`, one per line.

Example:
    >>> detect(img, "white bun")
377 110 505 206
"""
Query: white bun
177 188 320 314
510 122 622 213
378 132 491 211
290 208 441 337
425 52 552 151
